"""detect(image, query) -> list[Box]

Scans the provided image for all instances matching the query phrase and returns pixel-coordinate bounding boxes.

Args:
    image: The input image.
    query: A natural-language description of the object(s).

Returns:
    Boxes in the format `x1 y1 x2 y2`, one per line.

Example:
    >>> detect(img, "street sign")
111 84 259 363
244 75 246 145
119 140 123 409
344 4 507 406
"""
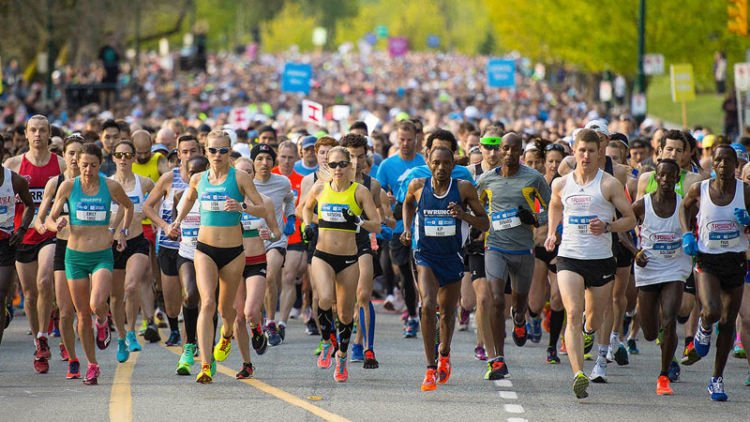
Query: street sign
631 93 647 116
281 63 313 94
599 81 613 102
734 63 750 91
427 35 440 49
388 37 408 57
670 64 695 103
312 27 327 47
302 100 324 125
486 59 516 89
229 106 249 129
643 54 665 75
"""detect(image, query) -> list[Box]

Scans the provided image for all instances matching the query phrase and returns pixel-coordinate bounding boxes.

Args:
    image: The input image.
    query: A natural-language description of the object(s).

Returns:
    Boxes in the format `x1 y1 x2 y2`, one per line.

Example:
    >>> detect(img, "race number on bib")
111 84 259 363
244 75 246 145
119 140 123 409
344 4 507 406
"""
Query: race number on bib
568 215 596 234
706 231 740 249
181 227 199 248
424 217 456 237
241 214 263 231
491 209 521 231
320 203 346 223
201 193 227 212
75 203 107 222
129 195 143 214
653 240 681 259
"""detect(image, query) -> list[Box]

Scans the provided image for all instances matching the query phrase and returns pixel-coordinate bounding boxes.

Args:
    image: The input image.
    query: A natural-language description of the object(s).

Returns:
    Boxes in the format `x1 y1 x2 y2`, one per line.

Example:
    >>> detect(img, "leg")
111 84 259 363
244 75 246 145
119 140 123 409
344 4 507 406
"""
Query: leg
53 270 76 360
125 255 150 332
416 265 440 366
311 256 337 342
557 271 586 374
437 281 462 356
473 277 492 353
610 265 631 341
659 282 683 375
110 269 127 339
35 244 56 337
528 258 549 315
637 288 661 343
0 266 14 345
334 263 360 357
233 281 250 363
161 272 182 330
263 249 284 322
217 255 245 339
179 261 200 345
194 250 219 366
486 276 506 359
714 284 744 377
15 260 40 335
68 278 96 364
355 253 375 349
278 250 304 324
738 283 750 370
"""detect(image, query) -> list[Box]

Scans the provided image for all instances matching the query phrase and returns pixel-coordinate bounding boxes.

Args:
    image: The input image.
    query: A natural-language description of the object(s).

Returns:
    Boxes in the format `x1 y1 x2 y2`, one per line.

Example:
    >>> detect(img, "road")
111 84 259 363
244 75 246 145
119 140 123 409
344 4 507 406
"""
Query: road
1 305 748 422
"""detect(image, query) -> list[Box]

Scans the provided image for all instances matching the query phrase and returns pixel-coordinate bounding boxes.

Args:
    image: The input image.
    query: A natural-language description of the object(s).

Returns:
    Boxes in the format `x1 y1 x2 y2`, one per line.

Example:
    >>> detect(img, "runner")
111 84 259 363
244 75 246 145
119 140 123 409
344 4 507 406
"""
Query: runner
476 132 551 379
252 143 295 346
109 140 155 362
3 115 65 373
35 135 83 376
302 146 381 382
168 130 263 384
544 128 636 398
48 142 134 385
402 146 488 391
632 159 692 395
680 144 750 401
294 136 319 176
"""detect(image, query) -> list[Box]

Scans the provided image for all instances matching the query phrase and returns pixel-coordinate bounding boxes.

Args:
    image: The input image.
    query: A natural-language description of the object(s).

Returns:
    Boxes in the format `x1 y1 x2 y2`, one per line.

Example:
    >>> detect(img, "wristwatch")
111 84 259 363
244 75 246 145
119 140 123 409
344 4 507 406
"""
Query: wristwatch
120 228 129 236
241 202 248 212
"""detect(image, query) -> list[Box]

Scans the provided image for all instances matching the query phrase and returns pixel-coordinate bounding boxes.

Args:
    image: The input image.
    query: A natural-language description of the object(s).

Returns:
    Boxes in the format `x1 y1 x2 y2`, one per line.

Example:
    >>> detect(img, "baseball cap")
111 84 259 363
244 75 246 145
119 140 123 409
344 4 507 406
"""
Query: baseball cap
610 132 629 148
479 136 501 146
585 119 610 136
702 134 716 149
251 143 277 162
152 144 169 154
731 143 748 162
301 136 317 149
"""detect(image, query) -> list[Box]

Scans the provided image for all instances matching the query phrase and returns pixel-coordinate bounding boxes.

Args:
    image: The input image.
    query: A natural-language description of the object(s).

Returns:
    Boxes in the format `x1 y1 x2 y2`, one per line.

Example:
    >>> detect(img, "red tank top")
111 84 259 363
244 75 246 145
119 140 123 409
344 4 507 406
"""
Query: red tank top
272 167 303 245
15 153 60 245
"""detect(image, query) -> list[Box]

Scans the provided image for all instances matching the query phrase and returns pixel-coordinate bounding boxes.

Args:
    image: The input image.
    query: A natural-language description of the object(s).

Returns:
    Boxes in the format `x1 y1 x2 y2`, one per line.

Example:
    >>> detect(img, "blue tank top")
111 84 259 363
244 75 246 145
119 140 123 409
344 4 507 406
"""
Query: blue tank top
197 167 243 227
414 178 467 256
158 167 188 250
68 177 112 227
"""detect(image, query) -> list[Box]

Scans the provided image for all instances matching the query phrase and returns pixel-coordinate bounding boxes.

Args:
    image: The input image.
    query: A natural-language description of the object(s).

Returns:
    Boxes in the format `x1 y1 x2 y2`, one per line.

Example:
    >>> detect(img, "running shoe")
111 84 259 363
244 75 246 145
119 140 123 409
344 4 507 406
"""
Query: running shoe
655 328 663 346
627 338 640 355
138 319 147 336
305 318 319 336
529 317 542 343
59 343 69 361
334 354 348 382
542 304 551 333
484 357 508 380
421 368 437 391
363 349 379 369
589 356 607 383
317 342 334 369
512 321 528 347
36 336 51 359
708 376 728 401
165 330 181 347
266 321 282 346
437 354 451 384
559 338 568 355
126 331 142 352
733 341 746 359
573 371 590 399
668 359 681 382
143 322 161 343
196 363 213 384
251 326 268 355
116 338 129 363
583 330 595 354
458 308 470 332
210 358 216 377
155 310 168 328
546 347 560 364
614 343 629 366
404 317 419 338
66 358 81 379
744 372 750 387
383 294 396 311
350 343 365 362
693 325 711 357
33 356 49 374
657 375 673 396
314 340 324 356
4 303 13 328
681 341 701 365
289 307 301 320
83 363 100 385
278 323 286 342
177 343 196 376
213 327 232 362
236 362 255 379
474 345 487 361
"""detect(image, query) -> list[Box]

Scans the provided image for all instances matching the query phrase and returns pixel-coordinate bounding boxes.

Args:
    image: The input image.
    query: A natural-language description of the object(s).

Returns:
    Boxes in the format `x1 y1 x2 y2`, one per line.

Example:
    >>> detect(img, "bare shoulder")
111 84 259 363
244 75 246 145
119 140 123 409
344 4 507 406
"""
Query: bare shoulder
3 155 22 171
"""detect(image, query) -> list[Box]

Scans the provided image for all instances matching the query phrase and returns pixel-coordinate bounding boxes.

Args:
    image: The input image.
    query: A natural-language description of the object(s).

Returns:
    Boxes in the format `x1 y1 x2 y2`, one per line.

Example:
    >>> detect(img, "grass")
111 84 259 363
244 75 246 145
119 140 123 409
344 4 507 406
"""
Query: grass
646 75 724 131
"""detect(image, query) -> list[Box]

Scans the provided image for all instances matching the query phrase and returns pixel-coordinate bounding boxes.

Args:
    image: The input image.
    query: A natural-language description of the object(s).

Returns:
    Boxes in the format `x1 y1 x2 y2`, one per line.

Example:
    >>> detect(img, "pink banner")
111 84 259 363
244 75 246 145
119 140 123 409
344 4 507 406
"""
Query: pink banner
388 37 408 58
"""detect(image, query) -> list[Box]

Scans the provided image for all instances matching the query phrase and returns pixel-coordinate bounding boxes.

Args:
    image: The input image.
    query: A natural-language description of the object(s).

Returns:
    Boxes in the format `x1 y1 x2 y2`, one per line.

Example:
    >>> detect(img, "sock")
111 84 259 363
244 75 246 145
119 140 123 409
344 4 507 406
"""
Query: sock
278 321 286 328
294 283 303 309
359 305 367 348
367 301 376 349
182 306 198 344
318 307 334 342
337 321 353 354
660 370 669 377
548 310 564 348
529 311 539 319
212 312 218 346
698 319 711 334
168 317 179 333
37 332 48 339
598 344 608 359
610 332 619 346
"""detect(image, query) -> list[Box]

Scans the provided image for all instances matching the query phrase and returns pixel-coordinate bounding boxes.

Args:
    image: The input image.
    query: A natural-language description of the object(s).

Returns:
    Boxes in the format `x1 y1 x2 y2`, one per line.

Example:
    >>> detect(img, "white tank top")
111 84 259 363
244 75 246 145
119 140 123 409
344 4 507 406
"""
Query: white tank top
697 179 748 254
111 175 146 218
558 169 615 260
634 193 692 286
0 168 16 234
178 193 201 260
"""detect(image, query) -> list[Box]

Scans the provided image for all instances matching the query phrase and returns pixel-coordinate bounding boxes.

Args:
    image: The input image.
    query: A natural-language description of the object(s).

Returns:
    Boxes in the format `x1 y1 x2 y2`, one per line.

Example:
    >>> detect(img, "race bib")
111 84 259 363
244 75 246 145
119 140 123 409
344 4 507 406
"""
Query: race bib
75 202 107 222
653 240 681 259
241 213 263 231
201 193 227 212
568 215 596 235
181 227 198 248
129 195 143 214
706 230 740 249
320 203 346 223
491 209 521 231
424 216 456 237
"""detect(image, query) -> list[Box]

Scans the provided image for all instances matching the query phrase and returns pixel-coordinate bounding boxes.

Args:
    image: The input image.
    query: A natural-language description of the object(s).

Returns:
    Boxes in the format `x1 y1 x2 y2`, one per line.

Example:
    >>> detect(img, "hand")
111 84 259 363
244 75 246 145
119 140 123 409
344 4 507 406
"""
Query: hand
302 223 317 243
470 226 483 240
34 218 46 235
544 234 557 252
342 208 362 226
387 191 396 205
735 208 750 226
400 230 412 246
283 215 296 236
9 227 26 247
447 202 465 220
635 249 649 267
682 232 698 256
224 197 242 212
517 207 538 226
588 217 606 235
380 224 393 241
56 218 68 233
116 234 127 252
259 227 271 240
167 221 181 239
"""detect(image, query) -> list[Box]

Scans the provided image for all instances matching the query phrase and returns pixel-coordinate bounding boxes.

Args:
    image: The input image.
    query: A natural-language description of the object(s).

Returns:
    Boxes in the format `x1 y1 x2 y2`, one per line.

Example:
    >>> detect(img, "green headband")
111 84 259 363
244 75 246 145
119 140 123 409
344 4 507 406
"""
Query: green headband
480 136 502 146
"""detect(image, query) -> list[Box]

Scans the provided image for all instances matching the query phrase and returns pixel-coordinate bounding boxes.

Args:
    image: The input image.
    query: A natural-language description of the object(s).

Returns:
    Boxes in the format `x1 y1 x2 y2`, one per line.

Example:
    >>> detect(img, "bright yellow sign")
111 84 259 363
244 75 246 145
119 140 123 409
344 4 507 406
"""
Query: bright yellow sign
670 64 695 103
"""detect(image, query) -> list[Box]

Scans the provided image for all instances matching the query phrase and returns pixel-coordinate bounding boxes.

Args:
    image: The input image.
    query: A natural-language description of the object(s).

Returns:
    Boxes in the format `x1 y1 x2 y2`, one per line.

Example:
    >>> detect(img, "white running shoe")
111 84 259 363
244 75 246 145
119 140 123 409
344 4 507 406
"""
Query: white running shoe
589 356 608 383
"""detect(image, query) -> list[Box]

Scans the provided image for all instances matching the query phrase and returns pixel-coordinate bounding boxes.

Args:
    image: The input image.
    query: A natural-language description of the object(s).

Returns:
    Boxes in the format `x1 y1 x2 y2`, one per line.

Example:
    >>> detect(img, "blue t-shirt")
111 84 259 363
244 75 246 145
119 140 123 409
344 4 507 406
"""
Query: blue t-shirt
294 161 319 177
376 154 426 233
396 165 475 204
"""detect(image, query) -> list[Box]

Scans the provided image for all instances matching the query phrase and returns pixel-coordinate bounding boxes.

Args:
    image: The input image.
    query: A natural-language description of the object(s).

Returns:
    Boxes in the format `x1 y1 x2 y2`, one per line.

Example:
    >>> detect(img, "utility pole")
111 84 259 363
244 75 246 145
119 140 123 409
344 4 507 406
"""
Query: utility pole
634 0 646 119
135 0 141 67
46 0 54 101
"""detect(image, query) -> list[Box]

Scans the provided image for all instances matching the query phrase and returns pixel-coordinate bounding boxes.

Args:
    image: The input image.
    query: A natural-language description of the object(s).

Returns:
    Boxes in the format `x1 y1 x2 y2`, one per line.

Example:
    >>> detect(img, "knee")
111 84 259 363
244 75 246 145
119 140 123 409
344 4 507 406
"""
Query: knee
124 282 138 298
490 292 504 310
200 299 216 314
356 290 370 307
184 287 199 307
643 330 658 342
420 300 436 316
37 276 53 292
701 305 721 324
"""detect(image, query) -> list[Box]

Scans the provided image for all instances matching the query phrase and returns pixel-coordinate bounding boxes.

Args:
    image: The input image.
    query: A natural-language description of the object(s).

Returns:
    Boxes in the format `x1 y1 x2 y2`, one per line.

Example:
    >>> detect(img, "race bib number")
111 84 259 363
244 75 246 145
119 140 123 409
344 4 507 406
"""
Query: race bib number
129 195 143 214
653 240 681 259
707 231 740 249
568 215 596 234
424 217 456 237
241 214 263 231
181 227 198 248
491 209 521 231
320 203 346 223
75 202 107 222
201 193 227 212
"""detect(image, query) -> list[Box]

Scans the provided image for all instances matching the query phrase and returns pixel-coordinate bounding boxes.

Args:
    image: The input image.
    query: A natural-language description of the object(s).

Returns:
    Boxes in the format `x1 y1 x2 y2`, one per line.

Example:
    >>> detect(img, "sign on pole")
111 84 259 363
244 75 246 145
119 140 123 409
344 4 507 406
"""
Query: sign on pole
281 63 313 94
302 100 324 126
229 106 250 129
599 81 613 102
312 27 327 47
670 64 695 128
486 59 516 89
734 63 750 91
388 37 408 58
643 54 665 76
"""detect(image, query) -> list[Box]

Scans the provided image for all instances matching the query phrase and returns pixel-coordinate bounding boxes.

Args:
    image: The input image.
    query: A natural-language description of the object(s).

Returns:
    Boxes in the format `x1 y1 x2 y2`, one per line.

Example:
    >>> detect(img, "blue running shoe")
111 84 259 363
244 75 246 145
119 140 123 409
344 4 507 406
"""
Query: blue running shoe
350 343 364 362
404 318 419 338
116 338 130 363
694 324 711 358
126 331 142 352
708 377 728 401
668 360 680 382
266 321 282 346
530 318 542 343
627 338 640 355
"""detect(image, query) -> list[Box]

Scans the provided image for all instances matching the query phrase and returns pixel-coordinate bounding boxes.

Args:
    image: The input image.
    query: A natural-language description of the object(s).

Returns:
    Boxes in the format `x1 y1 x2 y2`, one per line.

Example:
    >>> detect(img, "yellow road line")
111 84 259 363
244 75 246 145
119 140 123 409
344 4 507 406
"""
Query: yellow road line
161 344 350 422
109 351 140 422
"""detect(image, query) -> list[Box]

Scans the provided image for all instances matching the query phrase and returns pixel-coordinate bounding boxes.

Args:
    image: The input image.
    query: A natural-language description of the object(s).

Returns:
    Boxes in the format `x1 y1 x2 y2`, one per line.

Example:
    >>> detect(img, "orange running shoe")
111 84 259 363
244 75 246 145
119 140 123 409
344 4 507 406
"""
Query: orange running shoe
334 354 348 382
421 368 437 391
656 375 673 395
437 354 452 384
317 342 334 369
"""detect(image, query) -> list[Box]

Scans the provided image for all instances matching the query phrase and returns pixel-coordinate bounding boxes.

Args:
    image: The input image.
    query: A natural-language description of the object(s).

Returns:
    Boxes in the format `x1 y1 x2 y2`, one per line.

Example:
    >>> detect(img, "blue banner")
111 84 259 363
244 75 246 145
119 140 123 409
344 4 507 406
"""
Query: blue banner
281 63 313 94
487 59 516 89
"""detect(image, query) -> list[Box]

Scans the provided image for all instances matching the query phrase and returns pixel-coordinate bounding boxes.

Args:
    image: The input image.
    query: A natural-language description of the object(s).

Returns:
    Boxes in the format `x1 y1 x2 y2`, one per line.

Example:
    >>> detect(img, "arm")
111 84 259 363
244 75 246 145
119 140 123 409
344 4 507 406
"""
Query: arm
157 155 170 176
400 179 423 245
679 183 701 234
173 174 200 226
11 173 34 245
48 180 73 232
373 180 396 229
602 177 636 234
355 185 382 233
263 197 282 241
557 156 575 176
142 172 172 231
302 182 323 227
544 178 564 251
455 181 489 232
635 171 652 201
107 179 134 248
3 156 21 172
35 177 57 234
236 171 264 214
631 199 647 266
296 174 313 219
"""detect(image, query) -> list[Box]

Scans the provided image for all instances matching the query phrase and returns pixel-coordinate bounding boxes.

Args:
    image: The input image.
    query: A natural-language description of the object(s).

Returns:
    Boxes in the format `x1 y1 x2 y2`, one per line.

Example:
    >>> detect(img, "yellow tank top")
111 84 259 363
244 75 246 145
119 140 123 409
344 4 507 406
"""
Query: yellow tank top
132 152 163 225
317 182 362 233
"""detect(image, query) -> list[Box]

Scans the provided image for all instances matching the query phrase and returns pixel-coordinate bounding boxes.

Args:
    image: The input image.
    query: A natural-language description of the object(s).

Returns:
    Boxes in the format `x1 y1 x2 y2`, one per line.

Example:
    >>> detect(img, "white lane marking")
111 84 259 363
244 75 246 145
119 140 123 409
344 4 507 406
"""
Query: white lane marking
507 418 528 422
504 404 525 414
494 379 513 388
498 391 518 399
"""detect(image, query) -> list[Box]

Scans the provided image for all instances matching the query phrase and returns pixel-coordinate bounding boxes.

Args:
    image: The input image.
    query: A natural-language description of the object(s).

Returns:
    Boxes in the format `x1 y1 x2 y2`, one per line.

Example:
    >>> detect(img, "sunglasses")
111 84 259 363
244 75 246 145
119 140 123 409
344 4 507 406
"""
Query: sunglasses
481 144 499 151
328 160 350 169
545 144 566 153
65 133 85 142
208 147 230 155
113 152 134 159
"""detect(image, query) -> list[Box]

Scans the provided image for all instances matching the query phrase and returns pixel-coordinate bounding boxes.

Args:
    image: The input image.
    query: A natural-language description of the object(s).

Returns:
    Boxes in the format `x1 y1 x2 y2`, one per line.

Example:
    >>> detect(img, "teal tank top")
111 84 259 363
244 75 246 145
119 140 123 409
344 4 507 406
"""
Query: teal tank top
68 177 112 227
197 167 243 227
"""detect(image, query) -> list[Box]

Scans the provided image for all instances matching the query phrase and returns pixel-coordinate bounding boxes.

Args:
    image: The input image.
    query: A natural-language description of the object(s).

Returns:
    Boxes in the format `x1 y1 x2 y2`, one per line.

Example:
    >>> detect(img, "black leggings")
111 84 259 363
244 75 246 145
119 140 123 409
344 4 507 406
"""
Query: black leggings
196 242 244 270
400 260 418 318
313 250 358 274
